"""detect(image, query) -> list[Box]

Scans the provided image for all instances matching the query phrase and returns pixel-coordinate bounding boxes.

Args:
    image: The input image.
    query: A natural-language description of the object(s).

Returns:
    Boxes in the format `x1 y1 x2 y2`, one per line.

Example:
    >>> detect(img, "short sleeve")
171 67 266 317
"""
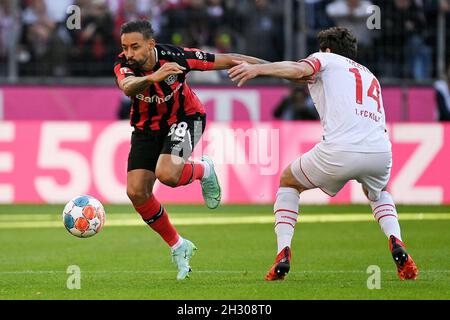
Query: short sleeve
298 52 330 75
182 48 215 71
113 56 135 83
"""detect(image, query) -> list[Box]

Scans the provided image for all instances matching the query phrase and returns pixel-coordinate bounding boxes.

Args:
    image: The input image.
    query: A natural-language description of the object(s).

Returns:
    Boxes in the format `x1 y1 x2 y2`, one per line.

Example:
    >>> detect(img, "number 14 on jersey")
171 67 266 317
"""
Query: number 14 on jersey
349 68 381 113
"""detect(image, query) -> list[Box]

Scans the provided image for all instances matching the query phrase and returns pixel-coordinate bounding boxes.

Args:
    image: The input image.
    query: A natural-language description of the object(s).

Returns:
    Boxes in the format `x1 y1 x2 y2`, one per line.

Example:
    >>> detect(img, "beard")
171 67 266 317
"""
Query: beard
128 56 148 68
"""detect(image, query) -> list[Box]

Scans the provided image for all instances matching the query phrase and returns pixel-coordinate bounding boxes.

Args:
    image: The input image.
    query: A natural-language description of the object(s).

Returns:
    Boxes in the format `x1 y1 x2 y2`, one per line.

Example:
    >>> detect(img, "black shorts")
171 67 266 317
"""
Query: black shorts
127 113 206 172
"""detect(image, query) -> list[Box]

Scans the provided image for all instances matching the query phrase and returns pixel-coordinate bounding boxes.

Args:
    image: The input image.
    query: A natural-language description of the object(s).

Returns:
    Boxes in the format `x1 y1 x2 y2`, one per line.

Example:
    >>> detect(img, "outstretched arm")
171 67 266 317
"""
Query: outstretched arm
228 61 315 87
213 53 270 70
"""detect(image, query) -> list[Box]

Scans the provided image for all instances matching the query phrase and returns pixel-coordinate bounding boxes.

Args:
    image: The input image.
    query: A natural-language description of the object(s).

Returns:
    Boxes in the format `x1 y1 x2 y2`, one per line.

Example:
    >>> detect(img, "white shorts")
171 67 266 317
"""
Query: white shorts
290 143 392 201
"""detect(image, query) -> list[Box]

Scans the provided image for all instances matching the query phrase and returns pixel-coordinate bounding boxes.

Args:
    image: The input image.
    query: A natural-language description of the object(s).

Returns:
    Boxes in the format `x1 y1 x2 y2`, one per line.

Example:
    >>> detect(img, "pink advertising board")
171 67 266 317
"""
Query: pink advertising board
0 86 287 122
0 86 437 122
0 121 448 204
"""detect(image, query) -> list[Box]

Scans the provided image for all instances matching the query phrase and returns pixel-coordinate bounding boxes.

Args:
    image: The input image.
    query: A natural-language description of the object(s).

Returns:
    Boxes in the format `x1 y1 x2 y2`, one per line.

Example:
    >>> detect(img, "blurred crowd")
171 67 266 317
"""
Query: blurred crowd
0 0 449 80
308 0 450 81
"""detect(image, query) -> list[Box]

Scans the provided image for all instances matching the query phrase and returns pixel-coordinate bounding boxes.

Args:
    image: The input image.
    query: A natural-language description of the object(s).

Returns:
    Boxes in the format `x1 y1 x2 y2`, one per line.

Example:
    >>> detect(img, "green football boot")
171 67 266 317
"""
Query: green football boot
171 239 197 280
200 155 222 209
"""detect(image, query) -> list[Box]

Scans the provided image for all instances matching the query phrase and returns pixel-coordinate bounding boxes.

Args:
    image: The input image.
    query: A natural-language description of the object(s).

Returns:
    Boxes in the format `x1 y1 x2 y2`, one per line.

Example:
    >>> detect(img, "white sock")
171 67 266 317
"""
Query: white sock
201 159 211 179
370 191 402 241
171 236 184 251
274 187 299 254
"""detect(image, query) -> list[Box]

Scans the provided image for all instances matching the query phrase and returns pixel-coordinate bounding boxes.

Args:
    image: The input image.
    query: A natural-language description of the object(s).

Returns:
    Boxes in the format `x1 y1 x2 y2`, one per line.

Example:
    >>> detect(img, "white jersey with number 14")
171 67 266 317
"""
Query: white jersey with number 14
300 52 391 153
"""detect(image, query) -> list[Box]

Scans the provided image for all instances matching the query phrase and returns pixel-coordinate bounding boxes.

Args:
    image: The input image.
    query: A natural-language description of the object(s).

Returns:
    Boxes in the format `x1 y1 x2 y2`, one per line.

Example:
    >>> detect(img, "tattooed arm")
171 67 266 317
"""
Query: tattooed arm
118 63 186 96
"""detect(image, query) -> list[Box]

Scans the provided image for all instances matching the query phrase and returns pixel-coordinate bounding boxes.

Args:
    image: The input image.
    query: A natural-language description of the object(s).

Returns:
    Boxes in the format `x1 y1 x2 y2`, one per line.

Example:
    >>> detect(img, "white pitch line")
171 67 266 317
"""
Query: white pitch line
0 270 449 275
0 213 449 229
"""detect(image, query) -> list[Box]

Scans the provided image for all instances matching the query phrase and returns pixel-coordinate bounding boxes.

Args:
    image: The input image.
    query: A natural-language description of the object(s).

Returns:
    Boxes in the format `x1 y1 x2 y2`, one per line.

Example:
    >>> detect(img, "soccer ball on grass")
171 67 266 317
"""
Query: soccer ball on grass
62 195 106 238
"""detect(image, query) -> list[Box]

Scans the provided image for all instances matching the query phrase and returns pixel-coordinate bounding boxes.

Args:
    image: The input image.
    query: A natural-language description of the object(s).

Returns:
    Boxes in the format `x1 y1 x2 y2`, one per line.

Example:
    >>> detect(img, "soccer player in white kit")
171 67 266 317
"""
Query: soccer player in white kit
228 27 418 281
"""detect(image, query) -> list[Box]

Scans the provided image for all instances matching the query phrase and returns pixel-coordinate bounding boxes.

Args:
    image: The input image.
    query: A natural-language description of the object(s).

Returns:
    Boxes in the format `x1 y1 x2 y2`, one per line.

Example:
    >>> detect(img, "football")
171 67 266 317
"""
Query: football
62 195 106 238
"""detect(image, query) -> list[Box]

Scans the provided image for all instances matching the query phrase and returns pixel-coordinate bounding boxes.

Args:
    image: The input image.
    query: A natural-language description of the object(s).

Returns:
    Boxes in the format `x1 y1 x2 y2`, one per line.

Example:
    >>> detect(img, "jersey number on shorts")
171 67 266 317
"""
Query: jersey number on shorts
349 68 381 113
168 122 188 137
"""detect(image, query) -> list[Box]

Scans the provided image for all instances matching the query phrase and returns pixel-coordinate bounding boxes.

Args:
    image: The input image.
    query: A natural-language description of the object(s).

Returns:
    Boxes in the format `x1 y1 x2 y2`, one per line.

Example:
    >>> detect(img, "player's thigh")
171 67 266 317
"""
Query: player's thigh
290 144 349 197
160 113 206 161
155 154 185 182
358 152 392 201
155 113 206 180
128 129 163 173
127 130 162 200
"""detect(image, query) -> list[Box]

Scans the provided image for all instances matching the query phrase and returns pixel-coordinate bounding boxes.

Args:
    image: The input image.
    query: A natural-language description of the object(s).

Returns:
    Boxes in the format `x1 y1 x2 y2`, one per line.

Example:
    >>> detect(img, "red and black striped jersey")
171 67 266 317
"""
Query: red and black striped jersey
114 44 215 132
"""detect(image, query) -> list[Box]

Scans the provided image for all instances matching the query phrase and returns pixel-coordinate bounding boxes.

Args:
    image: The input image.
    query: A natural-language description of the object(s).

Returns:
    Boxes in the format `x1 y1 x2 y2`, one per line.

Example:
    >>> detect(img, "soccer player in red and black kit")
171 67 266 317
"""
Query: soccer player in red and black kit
114 20 267 280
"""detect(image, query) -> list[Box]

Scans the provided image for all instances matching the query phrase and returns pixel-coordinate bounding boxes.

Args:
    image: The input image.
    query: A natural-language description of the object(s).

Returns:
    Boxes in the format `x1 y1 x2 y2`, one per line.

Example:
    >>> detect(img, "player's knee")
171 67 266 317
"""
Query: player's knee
279 170 292 187
126 187 149 205
279 167 307 193
155 167 179 187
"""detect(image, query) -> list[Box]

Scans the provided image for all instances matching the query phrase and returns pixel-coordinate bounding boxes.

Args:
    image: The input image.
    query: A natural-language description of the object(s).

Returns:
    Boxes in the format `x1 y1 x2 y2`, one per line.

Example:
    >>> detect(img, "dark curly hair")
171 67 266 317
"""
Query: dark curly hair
120 20 154 39
317 27 357 60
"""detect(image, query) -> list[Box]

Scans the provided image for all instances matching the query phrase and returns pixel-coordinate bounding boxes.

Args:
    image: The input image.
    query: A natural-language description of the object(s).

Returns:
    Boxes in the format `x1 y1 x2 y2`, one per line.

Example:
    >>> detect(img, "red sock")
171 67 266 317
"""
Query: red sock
175 161 204 186
134 195 179 247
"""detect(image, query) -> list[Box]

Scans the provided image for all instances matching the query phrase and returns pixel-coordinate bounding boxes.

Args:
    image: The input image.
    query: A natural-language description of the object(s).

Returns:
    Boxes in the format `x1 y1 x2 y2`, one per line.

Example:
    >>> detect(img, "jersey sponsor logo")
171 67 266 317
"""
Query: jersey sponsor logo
135 83 183 104
165 74 178 85
120 67 133 75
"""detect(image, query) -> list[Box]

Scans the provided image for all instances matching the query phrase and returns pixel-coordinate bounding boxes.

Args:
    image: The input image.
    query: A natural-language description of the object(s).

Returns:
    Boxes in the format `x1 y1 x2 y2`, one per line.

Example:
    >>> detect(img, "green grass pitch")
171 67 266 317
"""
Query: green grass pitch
0 204 449 300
